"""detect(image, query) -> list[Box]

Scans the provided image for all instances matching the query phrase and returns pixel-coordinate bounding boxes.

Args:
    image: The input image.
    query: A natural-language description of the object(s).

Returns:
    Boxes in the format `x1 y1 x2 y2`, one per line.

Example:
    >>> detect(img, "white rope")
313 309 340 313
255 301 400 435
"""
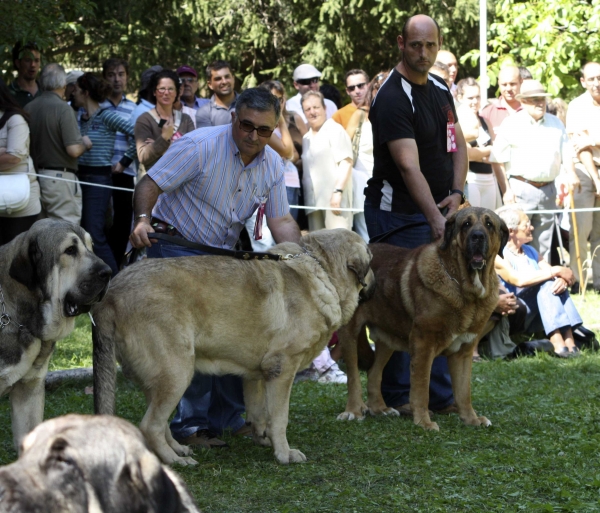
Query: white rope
10 172 600 215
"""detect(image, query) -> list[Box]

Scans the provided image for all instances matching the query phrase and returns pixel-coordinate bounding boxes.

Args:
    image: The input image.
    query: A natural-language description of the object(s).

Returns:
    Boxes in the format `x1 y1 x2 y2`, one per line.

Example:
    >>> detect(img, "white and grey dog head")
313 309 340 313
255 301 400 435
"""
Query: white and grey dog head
0 414 200 513
8 219 111 318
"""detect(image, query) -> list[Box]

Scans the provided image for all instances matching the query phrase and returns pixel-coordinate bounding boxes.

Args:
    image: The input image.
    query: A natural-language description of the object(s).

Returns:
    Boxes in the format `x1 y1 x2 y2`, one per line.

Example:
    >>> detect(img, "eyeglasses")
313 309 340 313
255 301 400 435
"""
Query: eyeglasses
156 87 176 94
180 77 197 83
296 77 319 86
238 119 274 138
347 82 367 92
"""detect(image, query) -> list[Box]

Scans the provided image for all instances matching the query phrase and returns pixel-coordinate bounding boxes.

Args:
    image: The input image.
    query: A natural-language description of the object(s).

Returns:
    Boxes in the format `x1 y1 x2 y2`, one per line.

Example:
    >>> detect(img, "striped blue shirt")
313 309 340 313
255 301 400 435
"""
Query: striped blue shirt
149 124 288 248
100 96 137 176
78 109 136 168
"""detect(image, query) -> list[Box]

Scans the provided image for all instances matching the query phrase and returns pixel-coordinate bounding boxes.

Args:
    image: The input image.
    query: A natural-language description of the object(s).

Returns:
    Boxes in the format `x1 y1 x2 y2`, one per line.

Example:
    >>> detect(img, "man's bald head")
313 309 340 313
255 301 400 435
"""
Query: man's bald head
436 50 458 86
401 15 441 43
498 65 522 105
581 62 600 100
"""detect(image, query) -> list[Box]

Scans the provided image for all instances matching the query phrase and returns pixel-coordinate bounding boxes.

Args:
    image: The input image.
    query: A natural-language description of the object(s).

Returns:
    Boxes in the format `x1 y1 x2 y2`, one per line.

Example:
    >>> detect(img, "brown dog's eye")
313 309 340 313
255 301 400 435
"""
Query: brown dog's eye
486 221 493 228
65 246 78 256
462 221 471 229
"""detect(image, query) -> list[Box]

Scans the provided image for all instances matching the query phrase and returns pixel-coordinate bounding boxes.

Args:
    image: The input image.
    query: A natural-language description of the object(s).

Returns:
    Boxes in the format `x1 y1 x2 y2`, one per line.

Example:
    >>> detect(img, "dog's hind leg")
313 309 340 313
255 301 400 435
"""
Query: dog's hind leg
337 323 369 421
139 369 198 466
264 371 306 464
243 378 271 447
447 348 491 427
365 341 398 417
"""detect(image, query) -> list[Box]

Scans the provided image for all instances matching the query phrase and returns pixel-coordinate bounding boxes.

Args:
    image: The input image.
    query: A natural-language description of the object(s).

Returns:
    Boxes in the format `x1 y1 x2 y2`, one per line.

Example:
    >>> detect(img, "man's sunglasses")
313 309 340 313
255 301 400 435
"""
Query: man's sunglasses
296 77 319 86
347 82 367 92
180 77 197 83
238 119 274 138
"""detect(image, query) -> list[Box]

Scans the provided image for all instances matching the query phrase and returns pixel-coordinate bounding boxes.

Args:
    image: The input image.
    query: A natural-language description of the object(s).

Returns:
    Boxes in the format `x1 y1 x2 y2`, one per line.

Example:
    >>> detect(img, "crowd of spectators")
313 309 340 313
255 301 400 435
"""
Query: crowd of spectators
1 29 597 435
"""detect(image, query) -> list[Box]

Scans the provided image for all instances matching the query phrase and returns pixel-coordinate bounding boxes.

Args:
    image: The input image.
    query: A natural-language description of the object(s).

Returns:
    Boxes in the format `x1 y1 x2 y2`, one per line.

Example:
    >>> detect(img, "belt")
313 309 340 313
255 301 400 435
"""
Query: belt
510 176 553 188
149 218 286 261
40 167 77 174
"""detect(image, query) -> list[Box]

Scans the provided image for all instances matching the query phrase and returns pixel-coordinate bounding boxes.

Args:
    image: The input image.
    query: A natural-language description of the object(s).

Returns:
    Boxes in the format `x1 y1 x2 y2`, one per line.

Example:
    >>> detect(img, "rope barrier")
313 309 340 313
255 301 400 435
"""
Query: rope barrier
7 171 600 215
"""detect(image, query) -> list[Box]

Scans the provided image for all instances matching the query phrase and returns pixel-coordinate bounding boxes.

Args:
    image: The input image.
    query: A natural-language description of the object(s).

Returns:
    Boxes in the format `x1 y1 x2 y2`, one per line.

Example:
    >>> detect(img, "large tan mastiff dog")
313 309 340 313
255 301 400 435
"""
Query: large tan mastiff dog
0 414 200 512
337 207 508 431
0 220 111 450
92 229 373 465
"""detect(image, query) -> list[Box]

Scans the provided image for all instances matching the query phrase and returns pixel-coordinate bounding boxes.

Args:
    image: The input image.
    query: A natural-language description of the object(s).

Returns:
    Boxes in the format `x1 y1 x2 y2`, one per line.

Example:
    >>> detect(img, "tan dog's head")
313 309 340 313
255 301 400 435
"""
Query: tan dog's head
301 228 375 302
0 414 199 513
440 207 508 270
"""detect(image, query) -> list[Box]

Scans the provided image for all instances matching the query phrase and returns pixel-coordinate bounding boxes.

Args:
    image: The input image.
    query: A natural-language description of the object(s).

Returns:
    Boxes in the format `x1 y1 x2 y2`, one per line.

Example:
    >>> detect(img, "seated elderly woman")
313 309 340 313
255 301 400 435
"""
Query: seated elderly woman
495 206 583 358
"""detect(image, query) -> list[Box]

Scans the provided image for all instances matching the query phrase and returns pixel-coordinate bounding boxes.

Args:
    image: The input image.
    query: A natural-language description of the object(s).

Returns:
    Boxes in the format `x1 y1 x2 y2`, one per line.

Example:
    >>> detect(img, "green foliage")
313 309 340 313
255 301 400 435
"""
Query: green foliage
466 0 600 101
1 0 481 93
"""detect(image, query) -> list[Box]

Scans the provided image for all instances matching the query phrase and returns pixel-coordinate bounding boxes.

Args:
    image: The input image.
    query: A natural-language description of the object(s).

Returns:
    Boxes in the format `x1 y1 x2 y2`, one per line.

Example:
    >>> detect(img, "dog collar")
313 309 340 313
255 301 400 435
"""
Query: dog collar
0 284 23 331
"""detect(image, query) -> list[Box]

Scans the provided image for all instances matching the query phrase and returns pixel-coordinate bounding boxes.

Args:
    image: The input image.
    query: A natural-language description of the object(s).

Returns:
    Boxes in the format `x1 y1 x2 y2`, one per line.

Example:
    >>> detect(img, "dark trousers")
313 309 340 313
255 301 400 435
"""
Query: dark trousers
364 200 454 411
80 168 118 276
0 214 40 245
107 173 134 270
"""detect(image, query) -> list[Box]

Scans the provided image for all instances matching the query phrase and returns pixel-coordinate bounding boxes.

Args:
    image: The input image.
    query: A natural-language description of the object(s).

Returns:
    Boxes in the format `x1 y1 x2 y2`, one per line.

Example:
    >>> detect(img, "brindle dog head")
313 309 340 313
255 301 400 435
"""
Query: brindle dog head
8 219 112 317
440 207 508 270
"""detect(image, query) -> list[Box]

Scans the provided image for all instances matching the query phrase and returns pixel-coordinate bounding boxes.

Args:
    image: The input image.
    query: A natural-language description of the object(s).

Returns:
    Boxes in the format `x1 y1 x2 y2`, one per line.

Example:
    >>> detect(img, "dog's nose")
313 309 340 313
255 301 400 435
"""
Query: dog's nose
98 266 112 280
470 230 486 243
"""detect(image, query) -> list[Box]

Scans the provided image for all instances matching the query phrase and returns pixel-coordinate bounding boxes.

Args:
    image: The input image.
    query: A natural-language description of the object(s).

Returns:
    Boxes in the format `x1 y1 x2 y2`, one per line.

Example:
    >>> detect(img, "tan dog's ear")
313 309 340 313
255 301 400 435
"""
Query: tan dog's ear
347 246 371 287
498 218 509 257
440 211 459 250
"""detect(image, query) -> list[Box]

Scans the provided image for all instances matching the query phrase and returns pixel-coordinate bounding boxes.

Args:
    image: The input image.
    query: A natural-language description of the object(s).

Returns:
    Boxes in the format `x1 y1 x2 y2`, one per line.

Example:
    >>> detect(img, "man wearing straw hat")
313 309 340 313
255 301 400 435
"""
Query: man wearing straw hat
566 62 600 293
493 79 579 260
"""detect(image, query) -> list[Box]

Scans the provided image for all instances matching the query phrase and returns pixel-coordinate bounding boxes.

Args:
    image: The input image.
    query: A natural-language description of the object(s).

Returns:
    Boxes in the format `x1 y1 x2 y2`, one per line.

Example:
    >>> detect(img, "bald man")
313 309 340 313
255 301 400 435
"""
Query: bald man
436 50 458 97
365 14 469 415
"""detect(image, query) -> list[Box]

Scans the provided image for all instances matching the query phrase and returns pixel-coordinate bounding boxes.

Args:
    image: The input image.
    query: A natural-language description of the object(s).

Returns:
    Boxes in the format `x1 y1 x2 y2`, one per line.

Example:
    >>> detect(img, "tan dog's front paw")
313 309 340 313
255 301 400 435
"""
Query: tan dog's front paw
275 448 307 464
414 418 439 431
170 456 199 466
465 415 491 427
367 405 399 417
337 411 365 421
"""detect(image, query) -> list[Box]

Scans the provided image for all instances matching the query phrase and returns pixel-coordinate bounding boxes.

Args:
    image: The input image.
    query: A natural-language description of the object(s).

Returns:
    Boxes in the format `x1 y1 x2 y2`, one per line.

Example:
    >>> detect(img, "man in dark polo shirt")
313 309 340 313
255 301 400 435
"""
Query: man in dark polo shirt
365 14 468 413
9 42 41 108
25 63 91 224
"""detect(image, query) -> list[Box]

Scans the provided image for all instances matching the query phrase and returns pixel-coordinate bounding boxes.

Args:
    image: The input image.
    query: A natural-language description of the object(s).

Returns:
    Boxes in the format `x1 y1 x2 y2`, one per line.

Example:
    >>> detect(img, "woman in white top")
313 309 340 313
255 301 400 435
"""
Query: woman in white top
345 72 388 241
0 79 40 244
301 91 353 231
456 78 501 209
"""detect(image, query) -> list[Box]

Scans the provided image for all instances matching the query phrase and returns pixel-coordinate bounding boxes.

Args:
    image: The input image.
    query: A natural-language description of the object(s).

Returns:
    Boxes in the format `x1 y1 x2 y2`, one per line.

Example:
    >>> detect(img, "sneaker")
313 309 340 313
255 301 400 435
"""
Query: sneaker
176 429 228 448
317 362 347 384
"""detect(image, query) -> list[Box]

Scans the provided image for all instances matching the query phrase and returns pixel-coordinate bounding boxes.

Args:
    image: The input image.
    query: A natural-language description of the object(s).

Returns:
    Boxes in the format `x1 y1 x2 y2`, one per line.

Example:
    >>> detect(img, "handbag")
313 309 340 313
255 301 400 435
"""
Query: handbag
351 109 365 166
0 173 30 215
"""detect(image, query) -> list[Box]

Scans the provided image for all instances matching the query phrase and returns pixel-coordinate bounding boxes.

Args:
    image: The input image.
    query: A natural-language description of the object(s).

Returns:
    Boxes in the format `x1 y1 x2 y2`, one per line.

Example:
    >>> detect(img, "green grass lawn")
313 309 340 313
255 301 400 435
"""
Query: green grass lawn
1 298 600 512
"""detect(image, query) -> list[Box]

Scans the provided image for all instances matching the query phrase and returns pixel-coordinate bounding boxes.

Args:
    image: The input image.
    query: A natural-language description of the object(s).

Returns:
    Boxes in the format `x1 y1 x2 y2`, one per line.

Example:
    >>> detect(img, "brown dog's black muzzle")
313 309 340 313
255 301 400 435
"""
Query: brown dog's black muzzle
467 229 488 270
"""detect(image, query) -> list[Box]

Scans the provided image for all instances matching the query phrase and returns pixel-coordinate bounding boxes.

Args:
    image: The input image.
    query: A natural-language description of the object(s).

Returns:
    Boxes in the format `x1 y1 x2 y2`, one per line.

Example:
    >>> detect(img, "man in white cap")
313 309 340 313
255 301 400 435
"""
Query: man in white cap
493 79 579 259
286 64 337 122
566 62 600 293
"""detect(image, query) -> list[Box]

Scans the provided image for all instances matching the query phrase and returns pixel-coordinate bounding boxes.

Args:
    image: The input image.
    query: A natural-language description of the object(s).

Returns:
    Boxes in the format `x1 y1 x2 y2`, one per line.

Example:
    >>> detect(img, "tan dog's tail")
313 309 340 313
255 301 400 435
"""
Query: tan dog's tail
356 326 374 371
92 319 117 415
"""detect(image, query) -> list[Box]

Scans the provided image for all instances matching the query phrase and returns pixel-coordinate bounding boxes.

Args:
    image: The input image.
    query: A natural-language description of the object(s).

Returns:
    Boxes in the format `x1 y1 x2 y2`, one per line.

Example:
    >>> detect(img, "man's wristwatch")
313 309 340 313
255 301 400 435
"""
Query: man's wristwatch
135 214 150 222
333 189 343 194
449 189 466 204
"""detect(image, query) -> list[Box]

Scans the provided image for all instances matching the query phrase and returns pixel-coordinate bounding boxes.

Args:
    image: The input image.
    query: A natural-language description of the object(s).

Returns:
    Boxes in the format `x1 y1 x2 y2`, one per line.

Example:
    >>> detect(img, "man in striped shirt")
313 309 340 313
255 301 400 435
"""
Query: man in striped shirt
101 58 138 267
130 87 301 448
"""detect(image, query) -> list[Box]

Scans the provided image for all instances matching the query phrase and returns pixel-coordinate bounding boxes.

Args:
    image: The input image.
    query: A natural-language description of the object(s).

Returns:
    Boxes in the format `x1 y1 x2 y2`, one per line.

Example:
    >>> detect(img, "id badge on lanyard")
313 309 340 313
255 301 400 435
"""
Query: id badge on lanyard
447 110 457 153
254 198 267 240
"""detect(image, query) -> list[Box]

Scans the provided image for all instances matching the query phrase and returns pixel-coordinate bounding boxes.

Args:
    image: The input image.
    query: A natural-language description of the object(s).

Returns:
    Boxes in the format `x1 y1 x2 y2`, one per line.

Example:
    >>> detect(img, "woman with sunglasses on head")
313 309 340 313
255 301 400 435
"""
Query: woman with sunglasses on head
134 70 195 172
345 71 389 242
73 73 137 274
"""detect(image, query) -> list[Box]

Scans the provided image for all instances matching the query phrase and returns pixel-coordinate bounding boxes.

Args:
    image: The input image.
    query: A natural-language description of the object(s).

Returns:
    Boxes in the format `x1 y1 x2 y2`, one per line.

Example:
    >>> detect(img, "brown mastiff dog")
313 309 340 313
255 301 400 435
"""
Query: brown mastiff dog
337 206 508 431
